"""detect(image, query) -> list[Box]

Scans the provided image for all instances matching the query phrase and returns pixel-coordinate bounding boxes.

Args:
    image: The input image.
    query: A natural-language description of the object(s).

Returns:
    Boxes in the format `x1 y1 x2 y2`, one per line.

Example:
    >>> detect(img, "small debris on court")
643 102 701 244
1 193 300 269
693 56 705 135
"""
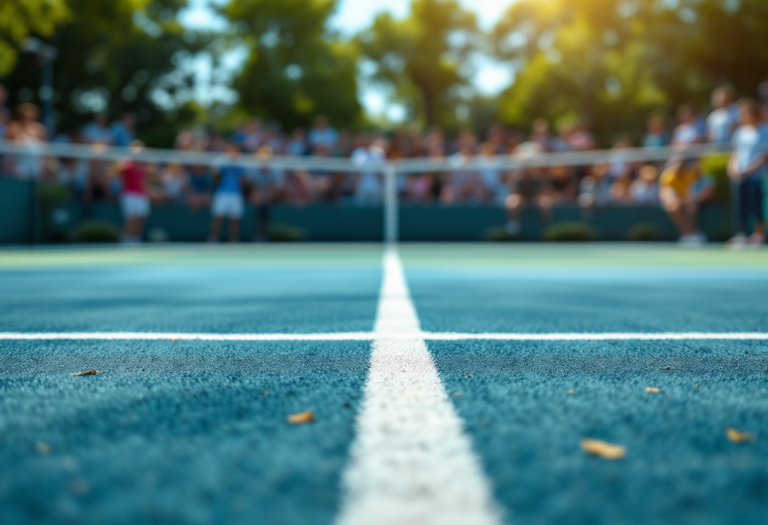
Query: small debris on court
36 442 51 454
726 427 756 443
645 387 662 393
71 369 99 376
581 438 626 460
663 366 676 370
465 374 472 378
694 383 700 389
567 390 575 395
452 391 462 397
263 391 269 396
169 337 180 342
288 410 314 424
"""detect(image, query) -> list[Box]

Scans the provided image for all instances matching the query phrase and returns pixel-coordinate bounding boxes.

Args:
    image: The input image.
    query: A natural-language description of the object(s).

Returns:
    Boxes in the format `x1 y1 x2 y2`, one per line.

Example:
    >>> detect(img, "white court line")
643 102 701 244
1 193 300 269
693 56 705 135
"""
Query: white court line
2 332 768 341
335 248 502 525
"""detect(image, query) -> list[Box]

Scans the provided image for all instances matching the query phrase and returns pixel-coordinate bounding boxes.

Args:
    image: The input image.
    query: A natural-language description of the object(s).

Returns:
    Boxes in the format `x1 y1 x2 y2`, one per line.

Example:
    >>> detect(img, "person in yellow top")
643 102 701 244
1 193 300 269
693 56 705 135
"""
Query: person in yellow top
659 157 715 245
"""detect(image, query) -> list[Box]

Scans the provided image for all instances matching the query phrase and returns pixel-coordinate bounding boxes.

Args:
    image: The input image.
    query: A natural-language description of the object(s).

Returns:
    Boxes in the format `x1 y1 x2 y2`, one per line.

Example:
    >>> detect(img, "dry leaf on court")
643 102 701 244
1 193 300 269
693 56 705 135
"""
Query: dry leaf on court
581 438 626 460
453 391 463 397
645 387 662 393
169 338 180 342
36 442 51 454
567 390 575 395
71 369 99 376
465 374 473 378
288 410 314 424
726 427 756 443
663 366 676 370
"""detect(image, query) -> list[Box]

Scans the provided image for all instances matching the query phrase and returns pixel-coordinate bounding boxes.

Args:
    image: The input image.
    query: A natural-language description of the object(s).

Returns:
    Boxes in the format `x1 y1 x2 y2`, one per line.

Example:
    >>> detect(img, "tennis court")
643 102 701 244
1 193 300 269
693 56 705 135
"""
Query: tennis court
1 244 767 525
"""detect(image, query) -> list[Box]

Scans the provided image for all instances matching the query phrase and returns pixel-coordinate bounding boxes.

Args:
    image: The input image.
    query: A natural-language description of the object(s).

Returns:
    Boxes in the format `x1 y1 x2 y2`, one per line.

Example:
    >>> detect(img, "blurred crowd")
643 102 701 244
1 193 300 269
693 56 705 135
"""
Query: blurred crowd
1 82 767 244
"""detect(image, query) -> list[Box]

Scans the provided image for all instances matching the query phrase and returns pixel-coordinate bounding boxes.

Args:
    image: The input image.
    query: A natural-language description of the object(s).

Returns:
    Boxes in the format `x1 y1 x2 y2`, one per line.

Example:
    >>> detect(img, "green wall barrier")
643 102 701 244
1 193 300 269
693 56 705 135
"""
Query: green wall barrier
0 177 738 244
0 177 33 244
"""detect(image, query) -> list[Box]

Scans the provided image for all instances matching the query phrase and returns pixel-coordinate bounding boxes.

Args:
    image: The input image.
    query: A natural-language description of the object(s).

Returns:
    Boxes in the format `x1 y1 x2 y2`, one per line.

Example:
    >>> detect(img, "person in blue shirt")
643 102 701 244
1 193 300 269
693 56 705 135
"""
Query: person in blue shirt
728 99 768 247
109 113 136 148
209 143 247 242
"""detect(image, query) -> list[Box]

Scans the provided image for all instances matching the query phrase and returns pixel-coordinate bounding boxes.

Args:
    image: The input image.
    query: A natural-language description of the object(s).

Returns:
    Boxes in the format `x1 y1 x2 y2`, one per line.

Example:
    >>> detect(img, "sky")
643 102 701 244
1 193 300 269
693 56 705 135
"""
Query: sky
178 0 515 120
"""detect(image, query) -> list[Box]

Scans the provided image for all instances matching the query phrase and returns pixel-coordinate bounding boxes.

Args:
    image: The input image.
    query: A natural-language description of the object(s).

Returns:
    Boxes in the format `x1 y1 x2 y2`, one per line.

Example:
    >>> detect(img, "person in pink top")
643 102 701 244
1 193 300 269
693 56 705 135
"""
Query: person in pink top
119 141 150 243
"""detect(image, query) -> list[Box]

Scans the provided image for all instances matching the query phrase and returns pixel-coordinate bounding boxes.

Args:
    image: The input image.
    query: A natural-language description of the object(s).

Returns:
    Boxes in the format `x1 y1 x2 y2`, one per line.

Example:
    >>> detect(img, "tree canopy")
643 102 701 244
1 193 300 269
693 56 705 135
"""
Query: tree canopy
0 0 71 75
356 0 481 129
218 0 361 130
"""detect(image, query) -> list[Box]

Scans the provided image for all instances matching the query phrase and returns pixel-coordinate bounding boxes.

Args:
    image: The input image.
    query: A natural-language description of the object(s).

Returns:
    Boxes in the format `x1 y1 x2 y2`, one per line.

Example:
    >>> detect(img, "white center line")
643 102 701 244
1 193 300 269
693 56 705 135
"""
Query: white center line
334 248 502 525
2 332 768 341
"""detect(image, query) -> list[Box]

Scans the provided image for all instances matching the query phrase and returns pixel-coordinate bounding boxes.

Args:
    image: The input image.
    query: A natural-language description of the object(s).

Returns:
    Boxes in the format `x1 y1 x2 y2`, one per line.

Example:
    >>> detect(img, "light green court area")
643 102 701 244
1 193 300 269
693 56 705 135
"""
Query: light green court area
1 243 767 269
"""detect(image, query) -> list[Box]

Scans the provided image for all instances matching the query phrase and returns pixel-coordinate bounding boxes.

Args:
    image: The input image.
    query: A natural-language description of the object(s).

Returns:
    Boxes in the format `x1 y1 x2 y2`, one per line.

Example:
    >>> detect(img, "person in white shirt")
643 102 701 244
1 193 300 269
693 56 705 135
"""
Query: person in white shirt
671 105 703 146
728 98 768 247
308 115 338 152
706 86 739 145
352 136 385 205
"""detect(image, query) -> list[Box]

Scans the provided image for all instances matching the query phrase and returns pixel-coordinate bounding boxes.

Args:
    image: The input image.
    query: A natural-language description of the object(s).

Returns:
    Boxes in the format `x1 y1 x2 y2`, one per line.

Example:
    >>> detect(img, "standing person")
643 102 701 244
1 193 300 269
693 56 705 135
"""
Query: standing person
659 157 714 245
706 86 739 146
119 142 150 244
81 113 112 144
308 115 338 152
109 113 136 148
671 105 703 147
728 99 768 247
209 143 247 242
6 103 47 179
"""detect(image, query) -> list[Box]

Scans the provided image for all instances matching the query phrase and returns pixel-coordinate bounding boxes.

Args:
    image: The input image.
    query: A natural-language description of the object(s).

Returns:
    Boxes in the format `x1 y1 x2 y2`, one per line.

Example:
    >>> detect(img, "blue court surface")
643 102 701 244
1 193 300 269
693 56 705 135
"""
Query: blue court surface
1 244 767 525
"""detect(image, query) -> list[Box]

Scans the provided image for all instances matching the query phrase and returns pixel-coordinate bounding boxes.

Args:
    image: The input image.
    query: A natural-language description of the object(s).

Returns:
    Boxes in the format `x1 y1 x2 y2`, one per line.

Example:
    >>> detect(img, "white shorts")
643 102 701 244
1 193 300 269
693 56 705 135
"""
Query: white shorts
212 192 244 219
121 193 150 218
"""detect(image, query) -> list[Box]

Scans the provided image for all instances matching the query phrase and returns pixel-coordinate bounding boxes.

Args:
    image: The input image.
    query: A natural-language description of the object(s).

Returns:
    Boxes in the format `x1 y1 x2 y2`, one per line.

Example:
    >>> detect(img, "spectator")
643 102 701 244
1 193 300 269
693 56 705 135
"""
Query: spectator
109 113 136 147
0 107 8 140
505 168 549 235
186 164 213 210
569 119 596 151
531 118 552 152
671 105 703 146
81 113 112 144
308 115 338 152
659 157 714 244
6 103 47 179
609 174 633 205
727 98 768 247
159 163 187 204
630 165 660 205
643 115 669 148
352 135 384 205
287 128 308 156
118 142 150 244
706 86 739 145
578 163 612 209
607 135 633 180
478 142 508 204
209 143 247 242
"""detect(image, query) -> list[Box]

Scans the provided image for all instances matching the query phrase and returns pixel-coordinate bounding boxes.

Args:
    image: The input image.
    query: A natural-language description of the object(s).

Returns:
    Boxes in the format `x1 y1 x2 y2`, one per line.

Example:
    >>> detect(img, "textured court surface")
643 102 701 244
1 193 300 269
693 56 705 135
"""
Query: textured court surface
1 244 767 525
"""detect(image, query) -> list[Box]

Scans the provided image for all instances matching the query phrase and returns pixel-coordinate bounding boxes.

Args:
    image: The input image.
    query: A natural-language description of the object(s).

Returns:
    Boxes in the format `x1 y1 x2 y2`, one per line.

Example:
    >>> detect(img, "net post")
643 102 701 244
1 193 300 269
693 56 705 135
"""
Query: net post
383 164 398 244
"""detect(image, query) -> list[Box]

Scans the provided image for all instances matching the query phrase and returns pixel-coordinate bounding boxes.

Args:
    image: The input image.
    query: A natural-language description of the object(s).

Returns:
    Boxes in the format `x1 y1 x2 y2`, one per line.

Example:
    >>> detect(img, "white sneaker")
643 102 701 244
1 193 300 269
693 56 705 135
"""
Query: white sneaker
727 233 747 248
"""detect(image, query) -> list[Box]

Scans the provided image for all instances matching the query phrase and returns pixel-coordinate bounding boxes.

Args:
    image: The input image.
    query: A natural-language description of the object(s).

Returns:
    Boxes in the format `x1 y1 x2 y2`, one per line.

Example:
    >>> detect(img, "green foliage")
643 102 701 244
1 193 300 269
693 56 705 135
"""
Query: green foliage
543 222 598 242
267 223 306 242
74 221 120 243
626 223 659 242
3 0 209 147
0 0 71 75
357 0 481 129
700 153 731 203
485 225 519 242
492 0 768 144
219 0 362 130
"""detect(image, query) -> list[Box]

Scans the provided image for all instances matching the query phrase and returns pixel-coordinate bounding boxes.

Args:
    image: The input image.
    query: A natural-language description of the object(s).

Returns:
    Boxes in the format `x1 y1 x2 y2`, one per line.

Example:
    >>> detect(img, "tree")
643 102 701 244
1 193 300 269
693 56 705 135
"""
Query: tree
491 0 768 144
356 0 482 129
2 0 211 146
0 0 71 75
219 0 362 131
